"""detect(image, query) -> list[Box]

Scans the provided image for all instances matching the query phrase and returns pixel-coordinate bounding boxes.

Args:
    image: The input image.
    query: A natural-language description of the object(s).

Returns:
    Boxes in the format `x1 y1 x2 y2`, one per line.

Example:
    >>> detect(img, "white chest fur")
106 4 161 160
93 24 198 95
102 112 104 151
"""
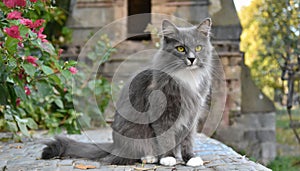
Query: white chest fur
172 68 203 92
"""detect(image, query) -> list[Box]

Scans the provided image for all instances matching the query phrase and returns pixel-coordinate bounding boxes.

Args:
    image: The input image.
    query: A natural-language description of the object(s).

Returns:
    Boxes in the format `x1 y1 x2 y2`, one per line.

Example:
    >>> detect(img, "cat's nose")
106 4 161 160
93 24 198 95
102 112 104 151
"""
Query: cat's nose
187 57 195 64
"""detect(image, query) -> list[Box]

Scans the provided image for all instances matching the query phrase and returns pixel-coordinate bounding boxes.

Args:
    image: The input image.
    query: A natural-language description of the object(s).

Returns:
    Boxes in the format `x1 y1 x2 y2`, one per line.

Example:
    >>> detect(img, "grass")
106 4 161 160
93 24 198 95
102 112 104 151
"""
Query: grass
276 107 300 145
267 106 300 171
268 156 300 171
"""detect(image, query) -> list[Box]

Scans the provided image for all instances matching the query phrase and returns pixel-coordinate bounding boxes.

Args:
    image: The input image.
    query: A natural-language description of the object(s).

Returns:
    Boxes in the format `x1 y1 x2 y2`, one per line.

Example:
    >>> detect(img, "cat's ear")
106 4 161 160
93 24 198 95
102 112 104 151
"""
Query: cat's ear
161 20 178 36
197 18 212 37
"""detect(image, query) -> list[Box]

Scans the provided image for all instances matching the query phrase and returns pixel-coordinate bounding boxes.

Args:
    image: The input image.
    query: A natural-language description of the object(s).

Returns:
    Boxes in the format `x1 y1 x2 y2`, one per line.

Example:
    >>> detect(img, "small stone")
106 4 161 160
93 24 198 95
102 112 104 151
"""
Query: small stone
58 159 74 166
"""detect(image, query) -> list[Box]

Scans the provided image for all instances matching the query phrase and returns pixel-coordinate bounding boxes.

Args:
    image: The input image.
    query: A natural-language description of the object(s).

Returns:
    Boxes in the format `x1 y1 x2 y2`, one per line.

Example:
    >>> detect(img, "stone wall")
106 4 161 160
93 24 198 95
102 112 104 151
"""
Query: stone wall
213 41 242 126
67 0 126 45
216 112 276 164
214 63 276 165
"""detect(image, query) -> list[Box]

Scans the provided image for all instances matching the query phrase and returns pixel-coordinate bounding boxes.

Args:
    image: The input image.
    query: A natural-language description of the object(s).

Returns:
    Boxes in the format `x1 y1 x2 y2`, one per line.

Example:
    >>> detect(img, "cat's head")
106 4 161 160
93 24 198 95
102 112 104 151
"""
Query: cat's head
159 18 213 71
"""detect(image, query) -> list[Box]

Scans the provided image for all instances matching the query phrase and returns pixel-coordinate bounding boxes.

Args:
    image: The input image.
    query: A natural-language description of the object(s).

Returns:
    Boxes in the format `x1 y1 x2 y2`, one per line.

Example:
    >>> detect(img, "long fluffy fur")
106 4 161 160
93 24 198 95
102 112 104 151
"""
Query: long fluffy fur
41 18 213 165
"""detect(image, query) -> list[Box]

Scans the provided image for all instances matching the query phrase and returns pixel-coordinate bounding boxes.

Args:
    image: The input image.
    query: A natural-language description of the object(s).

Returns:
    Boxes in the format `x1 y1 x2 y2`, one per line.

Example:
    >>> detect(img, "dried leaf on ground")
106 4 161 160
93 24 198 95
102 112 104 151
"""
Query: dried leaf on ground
9 145 22 149
74 163 97 170
132 166 160 171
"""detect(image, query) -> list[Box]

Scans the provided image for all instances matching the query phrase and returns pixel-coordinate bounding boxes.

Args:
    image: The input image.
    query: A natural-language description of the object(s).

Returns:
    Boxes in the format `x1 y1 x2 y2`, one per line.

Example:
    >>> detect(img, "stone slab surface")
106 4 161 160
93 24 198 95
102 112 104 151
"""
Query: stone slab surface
0 128 271 171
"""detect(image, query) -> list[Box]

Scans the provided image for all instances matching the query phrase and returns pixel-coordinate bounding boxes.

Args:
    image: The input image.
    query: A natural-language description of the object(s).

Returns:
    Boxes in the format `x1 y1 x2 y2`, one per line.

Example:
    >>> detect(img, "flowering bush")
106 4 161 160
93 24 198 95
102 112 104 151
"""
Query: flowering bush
0 0 81 137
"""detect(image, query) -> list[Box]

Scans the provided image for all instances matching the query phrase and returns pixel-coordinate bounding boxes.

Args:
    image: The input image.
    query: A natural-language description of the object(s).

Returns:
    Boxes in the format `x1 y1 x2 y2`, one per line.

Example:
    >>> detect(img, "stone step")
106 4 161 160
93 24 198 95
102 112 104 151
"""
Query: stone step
0 129 271 171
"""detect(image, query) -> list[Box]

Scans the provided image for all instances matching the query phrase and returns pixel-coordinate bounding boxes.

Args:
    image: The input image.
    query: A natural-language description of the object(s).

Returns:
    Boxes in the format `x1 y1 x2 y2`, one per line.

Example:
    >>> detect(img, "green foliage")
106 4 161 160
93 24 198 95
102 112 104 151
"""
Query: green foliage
276 107 300 146
21 0 72 45
239 0 299 99
73 35 116 128
0 0 76 136
43 0 72 45
0 1 112 137
268 156 300 171
275 107 300 170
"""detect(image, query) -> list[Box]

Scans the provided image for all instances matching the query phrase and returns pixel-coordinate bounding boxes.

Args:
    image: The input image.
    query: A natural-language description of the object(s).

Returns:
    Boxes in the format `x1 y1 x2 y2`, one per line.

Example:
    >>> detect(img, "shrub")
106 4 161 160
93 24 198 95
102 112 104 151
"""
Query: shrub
0 0 112 138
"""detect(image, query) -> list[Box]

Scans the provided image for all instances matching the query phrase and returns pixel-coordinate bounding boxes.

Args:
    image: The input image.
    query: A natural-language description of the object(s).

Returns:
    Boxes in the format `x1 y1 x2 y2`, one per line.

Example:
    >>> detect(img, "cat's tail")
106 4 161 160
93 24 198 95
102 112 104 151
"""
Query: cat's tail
41 136 110 160
41 136 139 165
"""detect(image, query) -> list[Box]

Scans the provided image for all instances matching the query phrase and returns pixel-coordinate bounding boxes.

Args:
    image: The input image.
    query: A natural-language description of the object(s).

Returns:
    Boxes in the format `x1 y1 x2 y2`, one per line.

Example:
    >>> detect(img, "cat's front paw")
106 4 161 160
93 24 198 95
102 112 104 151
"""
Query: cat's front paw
186 156 204 167
160 156 176 166
141 155 158 164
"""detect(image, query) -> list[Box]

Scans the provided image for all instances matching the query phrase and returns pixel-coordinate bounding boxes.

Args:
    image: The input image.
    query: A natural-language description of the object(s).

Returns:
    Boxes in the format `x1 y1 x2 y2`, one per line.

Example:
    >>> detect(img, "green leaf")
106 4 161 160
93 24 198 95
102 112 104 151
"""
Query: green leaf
14 116 30 136
14 115 28 123
64 60 77 68
88 80 95 90
87 52 96 60
8 58 17 70
4 113 14 121
26 118 38 129
6 121 18 132
31 38 43 49
52 112 65 118
78 114 91 128
36 81 52 96
0 62 7 82
0 84 8 105
19 25 30 38
49 74 61 85
5 36 18 53
23 63 36 77
42 42 56 55
14 85 26 101
7 82 17 106
28 30 37 39
17 121 30 136
54 99 64 109
41 65 54 75
61 70 72 80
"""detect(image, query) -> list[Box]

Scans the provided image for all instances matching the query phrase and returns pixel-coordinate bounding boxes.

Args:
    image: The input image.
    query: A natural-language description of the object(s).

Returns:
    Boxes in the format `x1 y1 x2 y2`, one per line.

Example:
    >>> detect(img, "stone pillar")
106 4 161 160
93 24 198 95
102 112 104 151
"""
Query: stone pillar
210 0 276 164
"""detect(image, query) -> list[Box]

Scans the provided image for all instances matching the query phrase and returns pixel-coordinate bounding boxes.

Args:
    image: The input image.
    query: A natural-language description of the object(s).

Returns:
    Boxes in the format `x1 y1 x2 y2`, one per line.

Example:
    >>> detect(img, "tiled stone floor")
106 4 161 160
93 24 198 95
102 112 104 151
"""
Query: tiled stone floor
0 128 271 171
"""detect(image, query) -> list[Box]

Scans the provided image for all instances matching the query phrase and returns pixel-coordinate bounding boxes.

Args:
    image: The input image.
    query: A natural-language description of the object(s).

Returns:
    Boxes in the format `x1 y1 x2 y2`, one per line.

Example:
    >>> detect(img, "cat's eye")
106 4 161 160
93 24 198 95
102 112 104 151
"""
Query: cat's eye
176 46 185 52
195 45 202 52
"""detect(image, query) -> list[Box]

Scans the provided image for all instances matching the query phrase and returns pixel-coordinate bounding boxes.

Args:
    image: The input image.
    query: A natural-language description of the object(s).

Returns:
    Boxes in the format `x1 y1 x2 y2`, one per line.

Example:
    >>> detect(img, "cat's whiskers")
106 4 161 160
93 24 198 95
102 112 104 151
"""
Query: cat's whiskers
199 62 225 81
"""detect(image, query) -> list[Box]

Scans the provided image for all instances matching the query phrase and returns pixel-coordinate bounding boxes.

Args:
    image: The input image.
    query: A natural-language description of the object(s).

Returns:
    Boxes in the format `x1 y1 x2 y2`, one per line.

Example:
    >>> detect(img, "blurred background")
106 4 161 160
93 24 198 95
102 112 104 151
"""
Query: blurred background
0 0 299 170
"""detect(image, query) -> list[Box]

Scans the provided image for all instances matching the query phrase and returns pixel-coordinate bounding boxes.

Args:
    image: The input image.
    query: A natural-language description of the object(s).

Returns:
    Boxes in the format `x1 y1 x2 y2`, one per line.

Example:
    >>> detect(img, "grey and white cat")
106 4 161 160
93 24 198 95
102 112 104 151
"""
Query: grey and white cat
41 18 213 167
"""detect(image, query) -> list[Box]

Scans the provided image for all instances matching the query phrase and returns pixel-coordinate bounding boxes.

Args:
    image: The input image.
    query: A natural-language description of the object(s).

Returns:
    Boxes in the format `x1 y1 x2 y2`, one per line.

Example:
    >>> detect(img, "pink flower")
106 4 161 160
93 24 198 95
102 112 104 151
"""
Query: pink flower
26 56 38 67
35 27 47 42
33 19 45 28
30 0 38 2
58 49 64 56
58 49 63 57
18 42 24 48
20 19 45 28
18 69 25 80
4 25 22 40
3 0 26 8
18 73 24 80
24 86 31 95
16 98 21 106
15 0 26 7
20 18 34 28
3 0 15 8
69 67 78 74
7 11 22 20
